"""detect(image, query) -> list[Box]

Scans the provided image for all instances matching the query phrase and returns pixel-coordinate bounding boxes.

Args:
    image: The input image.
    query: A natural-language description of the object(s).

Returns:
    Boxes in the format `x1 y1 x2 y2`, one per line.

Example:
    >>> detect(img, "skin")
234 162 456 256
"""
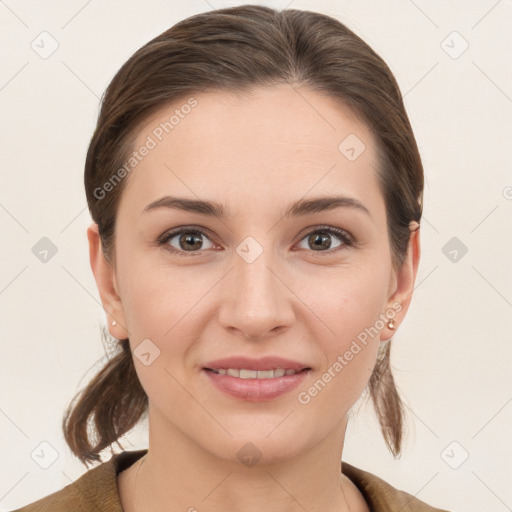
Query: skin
88 83 420 512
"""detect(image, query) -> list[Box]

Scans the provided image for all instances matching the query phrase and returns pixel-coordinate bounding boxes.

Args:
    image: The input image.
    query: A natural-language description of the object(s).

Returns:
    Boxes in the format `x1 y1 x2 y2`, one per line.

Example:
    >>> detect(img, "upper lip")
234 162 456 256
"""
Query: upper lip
203 356 310 372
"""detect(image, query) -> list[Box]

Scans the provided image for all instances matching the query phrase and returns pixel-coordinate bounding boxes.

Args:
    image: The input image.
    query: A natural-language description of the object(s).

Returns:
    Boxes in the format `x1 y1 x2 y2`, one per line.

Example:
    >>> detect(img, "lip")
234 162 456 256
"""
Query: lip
202 356 311 402
203 368 310 402
203 356 310 372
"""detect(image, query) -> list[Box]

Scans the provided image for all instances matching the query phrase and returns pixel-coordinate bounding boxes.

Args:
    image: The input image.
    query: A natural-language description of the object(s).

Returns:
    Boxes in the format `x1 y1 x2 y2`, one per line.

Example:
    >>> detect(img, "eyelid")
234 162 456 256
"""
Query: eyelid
157 225 215 241
296 225 354 244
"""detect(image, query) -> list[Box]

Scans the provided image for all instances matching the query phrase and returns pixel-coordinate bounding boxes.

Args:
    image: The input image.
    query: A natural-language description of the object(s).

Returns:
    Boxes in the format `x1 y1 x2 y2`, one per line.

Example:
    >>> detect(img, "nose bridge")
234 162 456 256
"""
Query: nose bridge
219 233 291 337
234 234 279 306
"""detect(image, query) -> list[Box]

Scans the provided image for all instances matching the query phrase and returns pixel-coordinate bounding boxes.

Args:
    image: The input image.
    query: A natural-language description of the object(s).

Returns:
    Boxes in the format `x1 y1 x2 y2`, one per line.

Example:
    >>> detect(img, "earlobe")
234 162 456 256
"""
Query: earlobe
87 222 128 338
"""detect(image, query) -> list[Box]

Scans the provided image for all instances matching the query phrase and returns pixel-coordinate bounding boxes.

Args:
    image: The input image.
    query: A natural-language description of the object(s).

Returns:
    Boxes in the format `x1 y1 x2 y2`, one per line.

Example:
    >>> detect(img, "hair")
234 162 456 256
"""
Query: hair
63 4 423 466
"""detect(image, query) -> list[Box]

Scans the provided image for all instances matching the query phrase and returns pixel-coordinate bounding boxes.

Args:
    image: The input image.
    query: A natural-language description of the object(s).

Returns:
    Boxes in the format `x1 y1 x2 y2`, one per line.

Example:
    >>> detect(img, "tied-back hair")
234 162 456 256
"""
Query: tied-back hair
64 4 423 466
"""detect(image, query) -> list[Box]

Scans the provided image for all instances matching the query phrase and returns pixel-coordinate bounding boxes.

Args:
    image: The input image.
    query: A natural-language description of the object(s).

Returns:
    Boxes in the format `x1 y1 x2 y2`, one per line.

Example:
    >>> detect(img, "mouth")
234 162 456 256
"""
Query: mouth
203 356 311 376
204 367 310 379
202 356 312 401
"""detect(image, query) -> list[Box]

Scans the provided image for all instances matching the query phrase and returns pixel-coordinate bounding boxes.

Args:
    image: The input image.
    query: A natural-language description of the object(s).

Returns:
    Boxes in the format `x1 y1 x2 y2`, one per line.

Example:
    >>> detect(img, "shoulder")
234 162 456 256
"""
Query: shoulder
8 450 147 512
342 461 452 512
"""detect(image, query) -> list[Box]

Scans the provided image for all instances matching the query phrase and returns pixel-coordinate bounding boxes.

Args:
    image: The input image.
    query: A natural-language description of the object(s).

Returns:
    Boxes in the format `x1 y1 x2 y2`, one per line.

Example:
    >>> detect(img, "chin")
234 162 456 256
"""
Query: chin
205 424 313 466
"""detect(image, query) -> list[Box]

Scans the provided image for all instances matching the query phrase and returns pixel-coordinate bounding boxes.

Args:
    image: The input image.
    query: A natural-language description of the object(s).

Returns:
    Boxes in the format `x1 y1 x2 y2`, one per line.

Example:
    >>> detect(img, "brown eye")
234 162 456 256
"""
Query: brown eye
158 228 215 255
296 227 354 254
156 225 355 258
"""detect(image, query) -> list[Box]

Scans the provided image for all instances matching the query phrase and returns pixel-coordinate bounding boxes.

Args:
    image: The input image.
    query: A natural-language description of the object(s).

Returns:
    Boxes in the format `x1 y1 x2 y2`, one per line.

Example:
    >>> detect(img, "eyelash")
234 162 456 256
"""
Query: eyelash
156 225 356 257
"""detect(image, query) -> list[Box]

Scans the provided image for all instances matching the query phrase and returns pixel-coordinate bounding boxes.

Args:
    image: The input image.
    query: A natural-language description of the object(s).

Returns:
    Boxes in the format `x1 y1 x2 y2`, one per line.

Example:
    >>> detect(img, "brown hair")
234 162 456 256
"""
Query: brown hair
63 4 423 466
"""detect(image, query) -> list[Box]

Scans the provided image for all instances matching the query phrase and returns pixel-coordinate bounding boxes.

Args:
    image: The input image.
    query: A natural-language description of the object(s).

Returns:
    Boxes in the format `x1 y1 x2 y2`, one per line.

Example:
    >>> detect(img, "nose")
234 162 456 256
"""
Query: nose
217 241 294 341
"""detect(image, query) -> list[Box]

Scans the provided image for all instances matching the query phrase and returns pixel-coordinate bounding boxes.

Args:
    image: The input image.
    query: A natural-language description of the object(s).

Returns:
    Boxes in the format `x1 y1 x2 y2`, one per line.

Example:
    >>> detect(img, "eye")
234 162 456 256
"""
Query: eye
157 227 216 256
295 226 354 255
156 225 355 257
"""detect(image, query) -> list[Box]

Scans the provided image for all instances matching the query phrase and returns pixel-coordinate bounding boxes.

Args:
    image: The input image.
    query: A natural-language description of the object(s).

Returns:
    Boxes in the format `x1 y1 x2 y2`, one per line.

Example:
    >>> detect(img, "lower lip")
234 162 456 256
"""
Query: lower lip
203 369 310 402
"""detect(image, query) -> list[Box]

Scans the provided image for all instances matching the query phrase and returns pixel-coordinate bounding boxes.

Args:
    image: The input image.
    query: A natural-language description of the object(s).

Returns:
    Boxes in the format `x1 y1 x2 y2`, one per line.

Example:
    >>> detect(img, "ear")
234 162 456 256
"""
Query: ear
380 221 421 341
87 222 129 339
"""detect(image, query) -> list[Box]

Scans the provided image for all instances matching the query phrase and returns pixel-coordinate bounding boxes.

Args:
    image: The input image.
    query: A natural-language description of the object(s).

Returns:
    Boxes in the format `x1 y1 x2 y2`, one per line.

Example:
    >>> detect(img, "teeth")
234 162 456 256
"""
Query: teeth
240 369 258 379
212 368 298 379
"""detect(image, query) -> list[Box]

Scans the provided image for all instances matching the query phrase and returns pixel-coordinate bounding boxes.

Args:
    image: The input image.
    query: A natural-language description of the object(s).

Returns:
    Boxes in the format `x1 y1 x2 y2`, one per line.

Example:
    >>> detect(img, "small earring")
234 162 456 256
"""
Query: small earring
387 319 396 330
112 320 117 326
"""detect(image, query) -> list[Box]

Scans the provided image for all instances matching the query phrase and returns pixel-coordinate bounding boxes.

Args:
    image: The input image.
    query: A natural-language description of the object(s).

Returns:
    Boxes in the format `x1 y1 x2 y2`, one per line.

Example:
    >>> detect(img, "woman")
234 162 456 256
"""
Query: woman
12 5 450 511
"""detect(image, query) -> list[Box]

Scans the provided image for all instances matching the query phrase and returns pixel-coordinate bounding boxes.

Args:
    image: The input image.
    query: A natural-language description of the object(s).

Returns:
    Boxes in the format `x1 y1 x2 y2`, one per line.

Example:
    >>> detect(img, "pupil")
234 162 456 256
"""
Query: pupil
311 233 330 250
183 233 201 250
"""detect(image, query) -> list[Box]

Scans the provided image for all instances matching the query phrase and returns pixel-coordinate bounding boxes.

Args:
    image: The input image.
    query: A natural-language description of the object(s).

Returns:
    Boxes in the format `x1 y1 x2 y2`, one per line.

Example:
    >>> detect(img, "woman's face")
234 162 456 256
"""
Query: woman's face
89 83 419 464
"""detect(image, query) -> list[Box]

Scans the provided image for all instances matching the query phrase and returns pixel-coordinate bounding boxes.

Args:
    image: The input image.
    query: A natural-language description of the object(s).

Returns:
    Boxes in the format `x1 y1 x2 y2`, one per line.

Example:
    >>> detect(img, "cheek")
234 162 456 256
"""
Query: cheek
300 262 389 346
297 265 388 398
117 250 205 340
118 263 198 408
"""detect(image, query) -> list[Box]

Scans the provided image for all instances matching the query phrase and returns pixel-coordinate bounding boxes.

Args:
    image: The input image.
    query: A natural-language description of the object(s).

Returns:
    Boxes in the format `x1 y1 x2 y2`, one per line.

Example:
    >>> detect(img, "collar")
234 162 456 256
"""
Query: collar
58 449 448 512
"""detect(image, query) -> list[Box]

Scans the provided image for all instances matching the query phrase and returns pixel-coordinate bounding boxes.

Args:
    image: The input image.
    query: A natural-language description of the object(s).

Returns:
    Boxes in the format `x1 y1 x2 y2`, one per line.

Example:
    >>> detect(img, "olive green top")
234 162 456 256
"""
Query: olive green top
10 449 451 511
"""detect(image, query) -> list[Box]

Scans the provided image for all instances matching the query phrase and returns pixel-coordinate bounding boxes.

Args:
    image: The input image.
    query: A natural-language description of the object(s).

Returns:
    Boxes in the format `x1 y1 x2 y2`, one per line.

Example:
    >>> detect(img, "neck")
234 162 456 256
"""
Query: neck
127 408 361 512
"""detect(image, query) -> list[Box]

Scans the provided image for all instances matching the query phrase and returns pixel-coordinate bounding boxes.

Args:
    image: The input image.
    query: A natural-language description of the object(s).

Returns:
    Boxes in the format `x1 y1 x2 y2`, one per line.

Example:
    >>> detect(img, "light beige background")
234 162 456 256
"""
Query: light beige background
1 1 511 511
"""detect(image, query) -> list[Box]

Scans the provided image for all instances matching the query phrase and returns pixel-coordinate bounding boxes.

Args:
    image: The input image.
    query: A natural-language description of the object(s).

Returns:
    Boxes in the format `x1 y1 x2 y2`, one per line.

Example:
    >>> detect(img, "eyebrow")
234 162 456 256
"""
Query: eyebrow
142 194 371 220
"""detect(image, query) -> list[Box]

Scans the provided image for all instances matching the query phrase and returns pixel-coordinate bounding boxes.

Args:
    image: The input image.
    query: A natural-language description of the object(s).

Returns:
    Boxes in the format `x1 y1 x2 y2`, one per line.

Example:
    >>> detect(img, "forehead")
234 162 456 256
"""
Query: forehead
122 84 383 220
